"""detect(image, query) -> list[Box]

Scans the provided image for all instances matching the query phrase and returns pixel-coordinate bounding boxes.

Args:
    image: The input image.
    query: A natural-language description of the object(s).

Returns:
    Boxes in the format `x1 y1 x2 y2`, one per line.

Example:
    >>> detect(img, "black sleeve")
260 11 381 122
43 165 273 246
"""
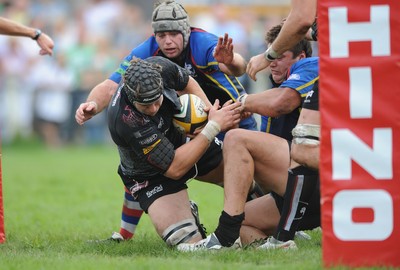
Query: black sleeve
124 125 175 174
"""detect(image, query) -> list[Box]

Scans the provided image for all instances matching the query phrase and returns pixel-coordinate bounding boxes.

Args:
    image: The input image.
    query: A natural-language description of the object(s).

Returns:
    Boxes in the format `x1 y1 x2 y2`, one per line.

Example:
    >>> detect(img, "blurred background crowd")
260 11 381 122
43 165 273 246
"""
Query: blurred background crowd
0 0 309 148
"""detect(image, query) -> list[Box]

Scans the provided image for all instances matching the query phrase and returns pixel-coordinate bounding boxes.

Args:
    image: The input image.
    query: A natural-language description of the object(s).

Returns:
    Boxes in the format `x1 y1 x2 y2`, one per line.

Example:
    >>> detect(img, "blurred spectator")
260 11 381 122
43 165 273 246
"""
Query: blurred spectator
193 2 247 56
81 0 124 41
0 37 36 143
30 54 74 148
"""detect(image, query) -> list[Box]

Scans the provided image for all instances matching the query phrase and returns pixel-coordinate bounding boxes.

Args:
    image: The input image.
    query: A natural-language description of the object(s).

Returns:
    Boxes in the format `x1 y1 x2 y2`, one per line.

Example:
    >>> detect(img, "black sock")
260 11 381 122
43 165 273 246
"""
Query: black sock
274 166 319 242
214 211 244 247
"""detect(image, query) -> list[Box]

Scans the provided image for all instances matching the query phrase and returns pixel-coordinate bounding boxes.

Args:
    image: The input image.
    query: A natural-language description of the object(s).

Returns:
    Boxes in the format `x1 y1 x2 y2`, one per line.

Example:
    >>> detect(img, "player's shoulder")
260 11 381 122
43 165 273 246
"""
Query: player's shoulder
291 57 319 71
296 56 319 66
189 28 218 48
188 28 218 64
190 27 217 38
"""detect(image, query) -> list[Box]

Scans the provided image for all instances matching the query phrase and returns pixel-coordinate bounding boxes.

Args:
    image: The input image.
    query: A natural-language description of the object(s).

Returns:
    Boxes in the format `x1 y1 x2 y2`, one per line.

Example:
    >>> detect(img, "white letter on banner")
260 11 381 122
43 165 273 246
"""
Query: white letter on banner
349 67 372 118
333 190 393 241
329 5 390 58
332 128 392 180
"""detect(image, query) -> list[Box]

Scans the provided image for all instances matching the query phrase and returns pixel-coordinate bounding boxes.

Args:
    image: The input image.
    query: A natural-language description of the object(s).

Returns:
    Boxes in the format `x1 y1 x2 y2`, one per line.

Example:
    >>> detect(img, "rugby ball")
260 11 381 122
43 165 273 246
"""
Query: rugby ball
173 94 208 134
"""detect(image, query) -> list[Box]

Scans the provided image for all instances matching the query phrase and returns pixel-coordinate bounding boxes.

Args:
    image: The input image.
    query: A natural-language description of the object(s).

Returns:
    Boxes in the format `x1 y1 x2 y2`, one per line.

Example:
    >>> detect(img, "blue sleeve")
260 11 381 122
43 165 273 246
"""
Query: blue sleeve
108 36 160 83
190 31 218 68
280 57 319 98
189 30 246 100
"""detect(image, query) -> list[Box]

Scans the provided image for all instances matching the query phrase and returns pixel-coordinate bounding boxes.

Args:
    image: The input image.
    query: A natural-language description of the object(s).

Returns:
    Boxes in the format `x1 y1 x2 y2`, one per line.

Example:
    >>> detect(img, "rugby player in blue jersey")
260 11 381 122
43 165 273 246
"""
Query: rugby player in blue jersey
178 22 320 251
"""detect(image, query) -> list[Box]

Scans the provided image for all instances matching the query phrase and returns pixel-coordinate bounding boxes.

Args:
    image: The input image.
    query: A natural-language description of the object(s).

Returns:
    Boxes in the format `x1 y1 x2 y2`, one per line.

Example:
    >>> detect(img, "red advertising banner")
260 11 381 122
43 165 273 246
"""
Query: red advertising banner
319 0 400 267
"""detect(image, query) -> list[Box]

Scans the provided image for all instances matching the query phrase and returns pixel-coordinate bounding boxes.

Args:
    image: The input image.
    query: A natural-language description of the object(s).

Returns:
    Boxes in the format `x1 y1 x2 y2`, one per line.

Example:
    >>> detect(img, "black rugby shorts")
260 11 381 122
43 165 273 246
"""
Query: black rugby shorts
134 137 223 212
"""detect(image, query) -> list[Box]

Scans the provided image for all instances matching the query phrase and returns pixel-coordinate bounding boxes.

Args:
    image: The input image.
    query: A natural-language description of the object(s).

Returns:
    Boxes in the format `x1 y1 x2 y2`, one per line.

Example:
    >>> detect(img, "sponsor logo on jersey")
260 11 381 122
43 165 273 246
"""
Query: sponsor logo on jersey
139 134 158 146
214 137 223 146
304 90 314 103
129 180 149 195
287 73 301 80
158 117 164 129
143 139 161 154
123 106 148 127
146 184 163 198
184 63 196 77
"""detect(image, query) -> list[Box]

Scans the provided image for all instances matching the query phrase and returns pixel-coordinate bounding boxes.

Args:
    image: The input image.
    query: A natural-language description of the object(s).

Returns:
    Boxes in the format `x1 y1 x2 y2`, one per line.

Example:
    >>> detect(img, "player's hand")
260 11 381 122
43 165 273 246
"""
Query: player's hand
213 33 234 65
75 101 98 125
246 53 271 81
240 111 253 120
221 99 233 107
36 32 54 56
209 99 241 131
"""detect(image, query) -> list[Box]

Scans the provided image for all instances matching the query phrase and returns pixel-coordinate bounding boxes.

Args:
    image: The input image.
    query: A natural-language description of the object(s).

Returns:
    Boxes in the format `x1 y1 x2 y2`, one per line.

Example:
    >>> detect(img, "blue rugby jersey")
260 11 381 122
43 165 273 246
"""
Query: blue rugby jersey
109 27 257 133
260 57 319 141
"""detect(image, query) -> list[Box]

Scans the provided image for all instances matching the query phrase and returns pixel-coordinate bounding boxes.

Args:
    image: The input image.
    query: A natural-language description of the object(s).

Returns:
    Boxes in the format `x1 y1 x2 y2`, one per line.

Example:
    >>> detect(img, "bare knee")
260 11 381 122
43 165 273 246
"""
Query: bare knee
291 123 320 170
291 144 319 170
291 144 303 164
223 129 248 150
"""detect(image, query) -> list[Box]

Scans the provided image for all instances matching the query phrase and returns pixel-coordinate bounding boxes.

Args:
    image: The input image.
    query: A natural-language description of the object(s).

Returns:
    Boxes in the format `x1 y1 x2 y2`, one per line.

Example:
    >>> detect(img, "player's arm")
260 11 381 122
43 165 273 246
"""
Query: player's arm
0 17 54 56
177 77 212 108
214 33 247 77
219 52 247 77
246 0 316 81
240 87 301 117
75 79 118 125
270 0 316 56
0 17 37 36
164 100 241 180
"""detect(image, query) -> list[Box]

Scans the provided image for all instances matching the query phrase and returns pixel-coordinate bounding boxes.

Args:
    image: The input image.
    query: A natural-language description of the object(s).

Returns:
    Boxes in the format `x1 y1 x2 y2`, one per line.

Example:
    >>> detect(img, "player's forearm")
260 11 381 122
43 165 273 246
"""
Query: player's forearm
270 0 316 56
86 79 118 113
243 92 281 117
220 53 247 77
243 88 301 117
164 136 210 180
0 17 36 37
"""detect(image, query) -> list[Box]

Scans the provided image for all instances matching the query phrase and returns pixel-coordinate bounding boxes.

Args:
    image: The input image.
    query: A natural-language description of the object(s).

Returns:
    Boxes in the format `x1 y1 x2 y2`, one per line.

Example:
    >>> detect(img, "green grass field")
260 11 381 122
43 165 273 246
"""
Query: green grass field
0 141 324 270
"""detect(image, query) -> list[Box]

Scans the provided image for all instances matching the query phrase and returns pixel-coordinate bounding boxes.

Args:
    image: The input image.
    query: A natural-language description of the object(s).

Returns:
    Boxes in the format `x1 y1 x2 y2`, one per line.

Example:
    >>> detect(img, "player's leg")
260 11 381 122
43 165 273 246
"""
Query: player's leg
222 129 290 215
260 83 320 249
240 193 281 245
196 144 264 201
295 177 321 231
118 191 144 240
218 130 289 247
291 80 320 170
178 129 290 251
96 191 143 242
147 189 204 246
272 167 319 240
291 109 320 170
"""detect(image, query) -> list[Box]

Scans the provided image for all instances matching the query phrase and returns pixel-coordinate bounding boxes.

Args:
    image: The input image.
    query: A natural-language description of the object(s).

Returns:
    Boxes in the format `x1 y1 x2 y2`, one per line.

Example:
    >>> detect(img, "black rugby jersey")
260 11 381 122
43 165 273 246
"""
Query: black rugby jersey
108 56 187 181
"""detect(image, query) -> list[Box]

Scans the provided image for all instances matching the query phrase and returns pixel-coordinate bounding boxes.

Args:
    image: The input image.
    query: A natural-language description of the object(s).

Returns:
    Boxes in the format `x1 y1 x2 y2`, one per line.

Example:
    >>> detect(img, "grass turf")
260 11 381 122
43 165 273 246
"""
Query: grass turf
0 142 323 270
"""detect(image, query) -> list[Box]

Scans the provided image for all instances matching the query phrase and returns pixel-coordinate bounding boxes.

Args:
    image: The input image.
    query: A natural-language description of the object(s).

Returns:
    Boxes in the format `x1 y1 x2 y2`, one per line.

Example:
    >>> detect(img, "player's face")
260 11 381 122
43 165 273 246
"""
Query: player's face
155 31 184 59
269 51 301 84
134 96 164 117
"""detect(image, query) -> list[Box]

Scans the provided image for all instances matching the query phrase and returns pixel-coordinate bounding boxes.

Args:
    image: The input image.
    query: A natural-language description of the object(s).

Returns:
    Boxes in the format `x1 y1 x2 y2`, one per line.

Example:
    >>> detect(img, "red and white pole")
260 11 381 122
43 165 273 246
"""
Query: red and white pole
319 0 400 267
0 151 5 243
